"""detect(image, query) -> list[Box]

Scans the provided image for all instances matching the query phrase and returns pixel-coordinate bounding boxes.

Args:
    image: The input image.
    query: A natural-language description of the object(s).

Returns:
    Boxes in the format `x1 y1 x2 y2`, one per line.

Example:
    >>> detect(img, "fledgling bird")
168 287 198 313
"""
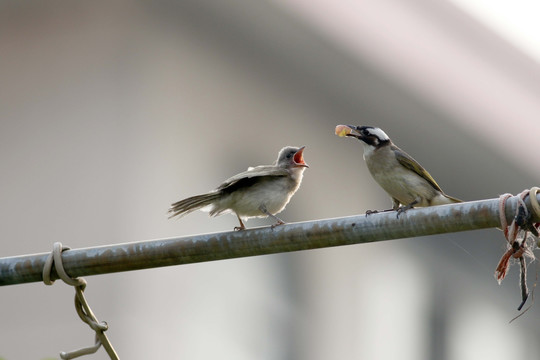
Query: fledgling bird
168 146 309 230
336 125 461 215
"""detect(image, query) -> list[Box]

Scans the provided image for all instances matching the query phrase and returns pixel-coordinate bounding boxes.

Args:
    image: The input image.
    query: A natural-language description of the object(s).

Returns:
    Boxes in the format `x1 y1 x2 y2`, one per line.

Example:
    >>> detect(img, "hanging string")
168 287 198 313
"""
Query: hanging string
43 242 119 360
495 188 540 311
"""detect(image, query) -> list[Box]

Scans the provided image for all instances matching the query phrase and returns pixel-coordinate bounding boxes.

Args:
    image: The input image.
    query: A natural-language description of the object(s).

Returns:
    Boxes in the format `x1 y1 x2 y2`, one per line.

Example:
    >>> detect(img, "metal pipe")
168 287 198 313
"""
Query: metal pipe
1 195 539 286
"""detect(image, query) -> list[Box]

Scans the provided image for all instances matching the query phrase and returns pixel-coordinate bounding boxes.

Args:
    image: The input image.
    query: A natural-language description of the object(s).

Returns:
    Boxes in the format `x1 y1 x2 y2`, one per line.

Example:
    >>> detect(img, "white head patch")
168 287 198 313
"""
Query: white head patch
367 127 390 142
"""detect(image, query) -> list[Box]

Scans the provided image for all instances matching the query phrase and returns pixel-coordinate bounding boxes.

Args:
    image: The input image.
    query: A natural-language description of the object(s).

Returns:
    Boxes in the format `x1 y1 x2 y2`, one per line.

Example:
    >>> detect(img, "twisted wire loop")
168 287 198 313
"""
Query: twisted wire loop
43 242 120 360
496 188 540 311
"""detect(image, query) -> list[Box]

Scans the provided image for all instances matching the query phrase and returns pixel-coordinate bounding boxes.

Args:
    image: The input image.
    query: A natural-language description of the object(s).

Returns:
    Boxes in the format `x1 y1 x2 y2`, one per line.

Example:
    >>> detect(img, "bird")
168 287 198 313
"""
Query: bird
335 125 461 215
168 146 309 230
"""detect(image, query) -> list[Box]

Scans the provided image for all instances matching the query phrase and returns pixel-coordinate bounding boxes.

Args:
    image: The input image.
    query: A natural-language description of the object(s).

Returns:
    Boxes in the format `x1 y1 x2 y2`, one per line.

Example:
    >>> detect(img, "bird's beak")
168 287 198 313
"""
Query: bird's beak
293 146 309 168
335 124 361 139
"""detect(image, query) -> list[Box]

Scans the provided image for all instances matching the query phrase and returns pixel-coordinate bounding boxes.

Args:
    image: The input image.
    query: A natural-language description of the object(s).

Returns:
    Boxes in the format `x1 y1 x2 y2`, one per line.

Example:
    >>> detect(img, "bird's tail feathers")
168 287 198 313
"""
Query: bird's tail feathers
445 194 463 203
168 192 221 219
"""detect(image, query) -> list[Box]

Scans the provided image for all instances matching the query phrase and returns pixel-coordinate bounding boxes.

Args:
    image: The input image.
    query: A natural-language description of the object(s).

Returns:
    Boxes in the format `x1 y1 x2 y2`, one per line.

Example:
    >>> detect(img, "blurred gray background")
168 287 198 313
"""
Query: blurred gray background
1 0 540 359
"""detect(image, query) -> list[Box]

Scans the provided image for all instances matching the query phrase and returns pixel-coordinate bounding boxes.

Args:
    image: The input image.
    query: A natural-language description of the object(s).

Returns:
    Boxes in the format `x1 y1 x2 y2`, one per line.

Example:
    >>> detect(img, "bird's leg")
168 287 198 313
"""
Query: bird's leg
234 215 246 231
365 208 394 216
392 198 401 211
259 204 286 228
366 198 400 216
396 199 419 218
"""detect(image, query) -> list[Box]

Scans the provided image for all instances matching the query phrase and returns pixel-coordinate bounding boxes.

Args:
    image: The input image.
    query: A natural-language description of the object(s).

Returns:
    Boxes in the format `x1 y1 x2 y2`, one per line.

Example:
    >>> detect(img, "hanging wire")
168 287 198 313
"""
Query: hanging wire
43 242 119 360
495 187 540 311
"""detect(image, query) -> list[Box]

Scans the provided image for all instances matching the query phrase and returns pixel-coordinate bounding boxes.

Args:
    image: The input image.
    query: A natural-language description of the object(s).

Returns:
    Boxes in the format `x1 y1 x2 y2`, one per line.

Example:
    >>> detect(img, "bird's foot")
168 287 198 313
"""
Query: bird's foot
234 214 247 231
270 220 286 229
395 204 415 218
259 204 286 229
395 208 406 218
365 208 394 217
365 209 379 216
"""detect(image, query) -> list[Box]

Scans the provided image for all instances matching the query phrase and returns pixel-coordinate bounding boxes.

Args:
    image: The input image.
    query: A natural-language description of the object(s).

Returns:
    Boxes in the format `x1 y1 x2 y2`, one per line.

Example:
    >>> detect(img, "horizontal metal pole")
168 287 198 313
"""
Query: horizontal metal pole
1 194 539 286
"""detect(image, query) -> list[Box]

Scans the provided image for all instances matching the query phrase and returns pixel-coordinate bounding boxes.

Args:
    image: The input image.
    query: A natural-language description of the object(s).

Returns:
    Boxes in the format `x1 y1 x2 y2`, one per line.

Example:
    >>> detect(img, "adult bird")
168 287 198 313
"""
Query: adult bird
169 146 309 230
336 125 461 215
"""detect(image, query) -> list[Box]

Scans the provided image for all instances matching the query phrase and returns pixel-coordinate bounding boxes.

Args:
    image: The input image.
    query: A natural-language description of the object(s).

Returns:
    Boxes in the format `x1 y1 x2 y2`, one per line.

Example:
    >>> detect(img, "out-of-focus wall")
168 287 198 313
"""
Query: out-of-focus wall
1 1 539 359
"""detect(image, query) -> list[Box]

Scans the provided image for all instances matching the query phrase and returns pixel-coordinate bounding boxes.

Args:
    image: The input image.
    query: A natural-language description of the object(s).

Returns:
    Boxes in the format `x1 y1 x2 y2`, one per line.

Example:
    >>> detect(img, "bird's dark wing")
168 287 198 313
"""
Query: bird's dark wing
217 166 289 192
393 145 443 192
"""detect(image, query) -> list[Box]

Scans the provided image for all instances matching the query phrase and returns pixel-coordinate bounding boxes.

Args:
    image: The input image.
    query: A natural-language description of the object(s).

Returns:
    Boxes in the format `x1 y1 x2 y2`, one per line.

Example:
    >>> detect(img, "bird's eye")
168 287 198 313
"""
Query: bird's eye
286 152 293 159
362 129 370 136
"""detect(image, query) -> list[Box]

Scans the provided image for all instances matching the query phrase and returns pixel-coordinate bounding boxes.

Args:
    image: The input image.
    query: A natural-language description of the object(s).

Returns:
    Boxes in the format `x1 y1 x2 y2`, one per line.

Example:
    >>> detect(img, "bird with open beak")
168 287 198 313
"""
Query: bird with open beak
336 125 461 215
169 146 309 230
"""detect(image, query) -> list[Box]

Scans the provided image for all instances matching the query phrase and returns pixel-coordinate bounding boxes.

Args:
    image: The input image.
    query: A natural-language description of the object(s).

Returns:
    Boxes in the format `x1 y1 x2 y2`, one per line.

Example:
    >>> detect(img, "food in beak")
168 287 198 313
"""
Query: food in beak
335 125 352 137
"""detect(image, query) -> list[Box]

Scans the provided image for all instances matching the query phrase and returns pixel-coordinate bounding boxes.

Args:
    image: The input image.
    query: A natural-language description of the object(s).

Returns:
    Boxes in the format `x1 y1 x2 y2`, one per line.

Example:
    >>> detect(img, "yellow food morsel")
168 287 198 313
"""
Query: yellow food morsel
335 125 351 137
